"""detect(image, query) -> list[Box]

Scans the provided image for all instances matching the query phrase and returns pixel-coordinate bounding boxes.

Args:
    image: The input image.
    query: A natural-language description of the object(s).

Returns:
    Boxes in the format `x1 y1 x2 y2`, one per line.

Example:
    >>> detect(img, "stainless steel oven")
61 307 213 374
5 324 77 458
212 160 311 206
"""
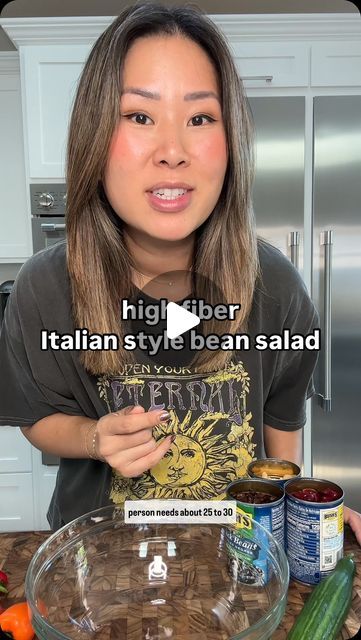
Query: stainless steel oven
30 184 67 254
31 184 66 465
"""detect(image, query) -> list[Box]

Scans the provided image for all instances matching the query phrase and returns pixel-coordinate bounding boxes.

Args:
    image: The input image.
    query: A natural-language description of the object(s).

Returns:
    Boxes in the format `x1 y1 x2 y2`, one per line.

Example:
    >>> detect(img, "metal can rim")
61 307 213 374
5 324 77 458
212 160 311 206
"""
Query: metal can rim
285 476 344 504
227 477 285 506
247 458 301 480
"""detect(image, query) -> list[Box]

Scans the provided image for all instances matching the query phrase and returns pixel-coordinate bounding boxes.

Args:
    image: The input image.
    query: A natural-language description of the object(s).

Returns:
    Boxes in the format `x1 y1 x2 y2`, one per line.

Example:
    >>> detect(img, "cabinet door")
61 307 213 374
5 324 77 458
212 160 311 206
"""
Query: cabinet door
0 473 34 532
311 42 361 87
0 58 31 261
232 42 309 88
34 465 57 531
0 426 32 472
22 45 91 179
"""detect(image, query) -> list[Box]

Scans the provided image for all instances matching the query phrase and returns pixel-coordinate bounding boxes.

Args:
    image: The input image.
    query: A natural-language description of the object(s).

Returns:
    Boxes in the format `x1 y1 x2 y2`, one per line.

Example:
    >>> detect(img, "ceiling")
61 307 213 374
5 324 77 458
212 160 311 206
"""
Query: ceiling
0 0 358 50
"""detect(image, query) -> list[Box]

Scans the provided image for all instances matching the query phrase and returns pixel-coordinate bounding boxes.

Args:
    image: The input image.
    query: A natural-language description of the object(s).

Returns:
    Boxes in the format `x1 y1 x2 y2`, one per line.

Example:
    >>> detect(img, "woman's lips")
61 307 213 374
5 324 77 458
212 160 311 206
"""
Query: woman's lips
146 190 193 213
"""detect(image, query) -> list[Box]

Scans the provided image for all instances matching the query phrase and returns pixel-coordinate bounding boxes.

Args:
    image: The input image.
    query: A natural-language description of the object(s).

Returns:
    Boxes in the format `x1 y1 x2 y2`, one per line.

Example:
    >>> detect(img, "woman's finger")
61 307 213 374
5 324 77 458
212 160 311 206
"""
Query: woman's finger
101 427 154 456
115 435 174 478
105 407 170 436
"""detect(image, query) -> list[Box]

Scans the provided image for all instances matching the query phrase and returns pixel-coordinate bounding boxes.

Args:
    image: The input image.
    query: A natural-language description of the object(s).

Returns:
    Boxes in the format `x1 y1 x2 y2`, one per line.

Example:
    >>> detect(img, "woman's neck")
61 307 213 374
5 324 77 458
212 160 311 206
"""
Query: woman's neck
124 227 195 300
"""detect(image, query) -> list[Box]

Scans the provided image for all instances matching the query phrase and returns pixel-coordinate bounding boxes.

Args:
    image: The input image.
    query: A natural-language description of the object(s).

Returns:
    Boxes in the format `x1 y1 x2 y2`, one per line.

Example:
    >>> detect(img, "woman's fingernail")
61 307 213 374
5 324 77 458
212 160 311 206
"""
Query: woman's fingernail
159 411 171 422
170 435 176 443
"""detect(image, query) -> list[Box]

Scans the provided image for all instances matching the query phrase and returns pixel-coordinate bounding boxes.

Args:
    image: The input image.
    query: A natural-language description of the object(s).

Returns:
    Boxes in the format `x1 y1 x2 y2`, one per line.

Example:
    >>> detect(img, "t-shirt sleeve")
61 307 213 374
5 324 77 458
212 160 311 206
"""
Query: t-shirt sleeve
263 268 320 431
0 257 86 427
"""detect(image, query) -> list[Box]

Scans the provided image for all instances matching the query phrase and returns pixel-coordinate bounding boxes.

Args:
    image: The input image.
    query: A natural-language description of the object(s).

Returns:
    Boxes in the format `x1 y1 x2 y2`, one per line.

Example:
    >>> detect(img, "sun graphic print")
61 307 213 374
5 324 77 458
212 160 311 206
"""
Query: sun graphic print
110 411 255 505
99 360 256 505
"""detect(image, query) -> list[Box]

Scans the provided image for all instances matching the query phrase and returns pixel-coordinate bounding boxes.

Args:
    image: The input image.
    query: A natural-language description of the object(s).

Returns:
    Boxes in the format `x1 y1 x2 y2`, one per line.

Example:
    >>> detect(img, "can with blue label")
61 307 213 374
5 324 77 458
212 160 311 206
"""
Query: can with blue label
227 478 285 546
226 478 285 584
285 477 344 584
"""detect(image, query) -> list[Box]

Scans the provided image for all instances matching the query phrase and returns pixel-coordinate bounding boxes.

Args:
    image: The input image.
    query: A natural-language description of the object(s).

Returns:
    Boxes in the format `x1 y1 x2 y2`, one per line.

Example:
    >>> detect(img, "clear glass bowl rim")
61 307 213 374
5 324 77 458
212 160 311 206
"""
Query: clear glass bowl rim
25 504 290 640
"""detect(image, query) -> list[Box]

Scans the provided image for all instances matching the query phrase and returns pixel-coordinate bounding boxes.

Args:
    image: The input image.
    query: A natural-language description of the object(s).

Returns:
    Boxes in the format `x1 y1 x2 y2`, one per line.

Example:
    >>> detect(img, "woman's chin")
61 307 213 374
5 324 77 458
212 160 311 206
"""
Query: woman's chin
145 227 196 243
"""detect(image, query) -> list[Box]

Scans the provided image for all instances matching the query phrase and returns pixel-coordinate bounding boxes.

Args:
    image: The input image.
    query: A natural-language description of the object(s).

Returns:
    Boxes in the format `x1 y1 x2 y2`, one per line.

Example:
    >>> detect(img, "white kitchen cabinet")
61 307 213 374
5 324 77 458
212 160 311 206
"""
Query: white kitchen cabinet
311 42 361 87
232 42 309 88
0 53 31 262
31 448 57 531
0 473 34 531
0 428 56 531
0 426 34 531
0 426 32 473
20 44 91 179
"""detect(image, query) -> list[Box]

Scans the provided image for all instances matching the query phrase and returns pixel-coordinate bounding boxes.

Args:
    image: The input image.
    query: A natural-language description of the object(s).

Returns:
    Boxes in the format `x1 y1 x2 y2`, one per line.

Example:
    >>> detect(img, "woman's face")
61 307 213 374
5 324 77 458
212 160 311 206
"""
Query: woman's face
103 35 228 243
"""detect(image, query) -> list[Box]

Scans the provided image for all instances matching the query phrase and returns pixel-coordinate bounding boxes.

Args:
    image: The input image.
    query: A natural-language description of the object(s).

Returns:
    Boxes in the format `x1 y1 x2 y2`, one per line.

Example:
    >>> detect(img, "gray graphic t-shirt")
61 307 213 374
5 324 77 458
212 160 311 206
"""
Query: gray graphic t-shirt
0 240 319 529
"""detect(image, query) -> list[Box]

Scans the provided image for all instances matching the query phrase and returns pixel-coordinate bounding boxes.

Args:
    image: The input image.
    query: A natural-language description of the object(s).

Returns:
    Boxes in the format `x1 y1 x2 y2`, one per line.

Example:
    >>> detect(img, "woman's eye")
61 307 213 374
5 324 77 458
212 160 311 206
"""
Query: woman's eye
189 114 215 126
123 113 152 125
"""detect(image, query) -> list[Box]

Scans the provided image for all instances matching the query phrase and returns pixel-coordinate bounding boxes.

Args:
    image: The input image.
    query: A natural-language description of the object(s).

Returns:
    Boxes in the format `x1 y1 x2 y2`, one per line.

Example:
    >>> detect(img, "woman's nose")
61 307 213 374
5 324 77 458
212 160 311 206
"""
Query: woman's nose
152 128 191 168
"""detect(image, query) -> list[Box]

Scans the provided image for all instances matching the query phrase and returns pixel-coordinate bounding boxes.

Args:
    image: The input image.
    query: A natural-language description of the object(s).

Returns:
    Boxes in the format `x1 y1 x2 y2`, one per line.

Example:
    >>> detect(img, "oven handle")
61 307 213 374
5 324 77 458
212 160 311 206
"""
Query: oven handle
41 223 66 232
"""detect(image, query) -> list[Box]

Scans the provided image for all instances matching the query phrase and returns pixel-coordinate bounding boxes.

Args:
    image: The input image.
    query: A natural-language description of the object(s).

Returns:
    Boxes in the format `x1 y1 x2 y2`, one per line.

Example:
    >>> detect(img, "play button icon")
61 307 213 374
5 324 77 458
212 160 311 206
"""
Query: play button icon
166 301 200 339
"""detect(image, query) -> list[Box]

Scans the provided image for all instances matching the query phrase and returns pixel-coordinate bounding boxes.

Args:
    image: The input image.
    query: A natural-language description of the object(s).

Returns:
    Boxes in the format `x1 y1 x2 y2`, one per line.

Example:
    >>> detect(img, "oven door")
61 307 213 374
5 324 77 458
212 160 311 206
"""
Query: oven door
32 217 66 254
32 216 65 464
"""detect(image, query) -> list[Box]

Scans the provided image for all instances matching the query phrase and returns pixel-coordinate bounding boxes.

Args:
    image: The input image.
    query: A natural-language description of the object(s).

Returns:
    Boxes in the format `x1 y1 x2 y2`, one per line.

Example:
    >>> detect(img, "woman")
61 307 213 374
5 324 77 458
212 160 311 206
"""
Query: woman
0 3 360 541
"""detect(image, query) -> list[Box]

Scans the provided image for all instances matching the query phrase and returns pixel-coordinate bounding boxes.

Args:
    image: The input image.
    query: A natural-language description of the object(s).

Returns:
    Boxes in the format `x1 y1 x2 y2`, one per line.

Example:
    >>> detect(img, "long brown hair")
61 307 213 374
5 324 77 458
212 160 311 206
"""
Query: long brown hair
66 2 259 375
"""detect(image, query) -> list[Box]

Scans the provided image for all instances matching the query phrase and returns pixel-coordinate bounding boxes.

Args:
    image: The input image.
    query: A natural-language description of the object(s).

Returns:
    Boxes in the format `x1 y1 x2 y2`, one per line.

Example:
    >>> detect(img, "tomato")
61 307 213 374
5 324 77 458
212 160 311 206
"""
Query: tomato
0 571 8 596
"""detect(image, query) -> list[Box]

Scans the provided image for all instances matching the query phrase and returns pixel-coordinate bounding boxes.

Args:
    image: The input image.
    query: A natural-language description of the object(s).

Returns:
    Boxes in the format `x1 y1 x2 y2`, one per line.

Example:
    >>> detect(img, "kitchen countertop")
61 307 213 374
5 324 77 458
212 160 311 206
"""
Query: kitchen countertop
0 526 360 638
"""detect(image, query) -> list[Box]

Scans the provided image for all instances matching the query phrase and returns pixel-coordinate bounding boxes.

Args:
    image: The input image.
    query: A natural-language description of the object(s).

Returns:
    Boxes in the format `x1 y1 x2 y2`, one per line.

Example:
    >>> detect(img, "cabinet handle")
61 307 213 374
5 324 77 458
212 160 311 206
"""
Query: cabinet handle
41 223 66 232
241 75 274 83
318 230 333 412
289 231 300 270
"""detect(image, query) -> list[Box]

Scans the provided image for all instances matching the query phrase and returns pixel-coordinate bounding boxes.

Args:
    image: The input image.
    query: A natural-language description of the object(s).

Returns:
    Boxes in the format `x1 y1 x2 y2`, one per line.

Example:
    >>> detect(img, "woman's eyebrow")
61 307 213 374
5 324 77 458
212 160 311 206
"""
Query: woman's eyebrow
121 87 220 102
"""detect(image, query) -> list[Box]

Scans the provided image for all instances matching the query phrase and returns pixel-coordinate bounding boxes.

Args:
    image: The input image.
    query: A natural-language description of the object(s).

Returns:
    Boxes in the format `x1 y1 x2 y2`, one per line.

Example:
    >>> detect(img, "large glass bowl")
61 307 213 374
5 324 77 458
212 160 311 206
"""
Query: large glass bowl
25 505 289 640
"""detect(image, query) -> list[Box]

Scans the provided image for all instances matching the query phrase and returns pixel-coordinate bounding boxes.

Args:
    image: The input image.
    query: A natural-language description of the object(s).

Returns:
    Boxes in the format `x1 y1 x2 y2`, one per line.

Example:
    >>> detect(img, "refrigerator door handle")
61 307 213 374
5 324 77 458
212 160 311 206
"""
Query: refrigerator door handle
318 230 333 412
289 231 300 270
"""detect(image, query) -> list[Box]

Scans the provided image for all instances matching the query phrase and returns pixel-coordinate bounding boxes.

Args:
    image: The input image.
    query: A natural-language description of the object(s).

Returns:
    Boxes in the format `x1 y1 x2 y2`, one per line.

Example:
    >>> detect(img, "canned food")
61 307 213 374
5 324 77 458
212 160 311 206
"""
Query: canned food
226 479 285 584
227 478 285 546
285 477 344 584
248 458 301 487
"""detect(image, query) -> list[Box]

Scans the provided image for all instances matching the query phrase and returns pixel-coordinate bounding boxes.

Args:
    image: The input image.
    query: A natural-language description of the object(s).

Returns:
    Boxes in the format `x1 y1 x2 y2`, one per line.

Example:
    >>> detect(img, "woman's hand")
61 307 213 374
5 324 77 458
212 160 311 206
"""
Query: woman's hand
95 405 173 477
344 505 361 546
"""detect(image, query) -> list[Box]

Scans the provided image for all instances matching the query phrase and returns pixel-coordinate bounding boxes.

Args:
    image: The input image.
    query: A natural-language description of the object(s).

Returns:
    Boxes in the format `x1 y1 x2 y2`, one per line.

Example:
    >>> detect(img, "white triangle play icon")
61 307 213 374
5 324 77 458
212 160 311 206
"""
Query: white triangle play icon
166 302 200 339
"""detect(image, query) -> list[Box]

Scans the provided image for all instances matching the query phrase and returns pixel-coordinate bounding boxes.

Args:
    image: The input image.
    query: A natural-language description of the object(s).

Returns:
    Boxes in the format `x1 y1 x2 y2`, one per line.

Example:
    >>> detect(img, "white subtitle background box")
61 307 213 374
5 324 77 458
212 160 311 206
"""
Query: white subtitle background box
124 500 236 524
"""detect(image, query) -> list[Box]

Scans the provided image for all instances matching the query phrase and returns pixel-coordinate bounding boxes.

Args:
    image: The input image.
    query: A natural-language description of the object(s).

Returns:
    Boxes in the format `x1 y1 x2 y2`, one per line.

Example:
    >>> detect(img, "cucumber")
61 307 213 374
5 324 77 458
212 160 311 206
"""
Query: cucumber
286 555 356 640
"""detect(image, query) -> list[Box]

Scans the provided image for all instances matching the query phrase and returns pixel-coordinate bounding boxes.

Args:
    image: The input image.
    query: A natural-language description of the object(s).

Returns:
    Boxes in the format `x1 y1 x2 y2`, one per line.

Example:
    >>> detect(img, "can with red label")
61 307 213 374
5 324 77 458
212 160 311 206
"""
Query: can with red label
285 477 344 584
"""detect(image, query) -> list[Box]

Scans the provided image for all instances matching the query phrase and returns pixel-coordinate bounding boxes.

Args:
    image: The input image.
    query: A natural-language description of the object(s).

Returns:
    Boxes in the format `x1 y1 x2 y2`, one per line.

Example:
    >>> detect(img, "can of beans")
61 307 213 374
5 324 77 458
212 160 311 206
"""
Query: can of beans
226 478 285 546
226 478 285 584
248 458 301 488
285 477 344 584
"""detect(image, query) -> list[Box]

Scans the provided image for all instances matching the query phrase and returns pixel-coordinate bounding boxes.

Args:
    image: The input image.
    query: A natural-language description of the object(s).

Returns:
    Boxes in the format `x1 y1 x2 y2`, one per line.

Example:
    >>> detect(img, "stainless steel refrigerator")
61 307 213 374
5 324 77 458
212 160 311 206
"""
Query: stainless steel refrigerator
312 96 361 513
248 95 361 512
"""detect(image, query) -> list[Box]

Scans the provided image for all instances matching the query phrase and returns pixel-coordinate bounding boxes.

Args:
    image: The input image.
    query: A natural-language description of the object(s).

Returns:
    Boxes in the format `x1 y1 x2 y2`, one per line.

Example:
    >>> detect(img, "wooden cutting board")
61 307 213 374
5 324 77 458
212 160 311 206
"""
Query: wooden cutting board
272 526 361 639
0 526 360 638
